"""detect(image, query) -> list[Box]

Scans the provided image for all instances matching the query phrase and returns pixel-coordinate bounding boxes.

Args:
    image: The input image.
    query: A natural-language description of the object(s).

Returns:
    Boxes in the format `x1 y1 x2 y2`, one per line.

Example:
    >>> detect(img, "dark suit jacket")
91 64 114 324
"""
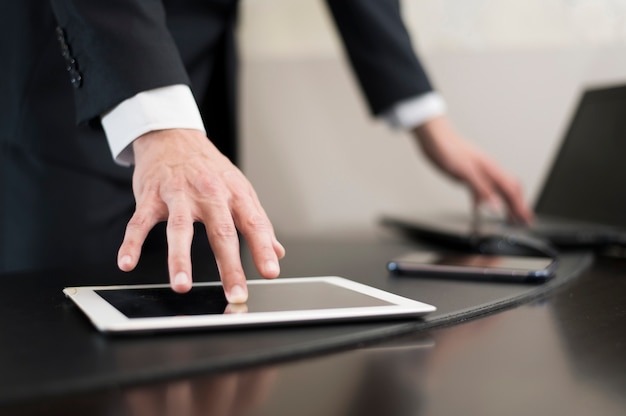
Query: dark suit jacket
0 0 433 273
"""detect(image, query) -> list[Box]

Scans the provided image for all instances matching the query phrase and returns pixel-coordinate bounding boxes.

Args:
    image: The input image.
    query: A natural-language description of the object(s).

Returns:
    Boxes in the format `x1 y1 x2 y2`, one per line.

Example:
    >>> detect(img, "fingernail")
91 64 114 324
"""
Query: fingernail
174 272 189 288
228 285 247 304
265 260 279 276
119 255 132 269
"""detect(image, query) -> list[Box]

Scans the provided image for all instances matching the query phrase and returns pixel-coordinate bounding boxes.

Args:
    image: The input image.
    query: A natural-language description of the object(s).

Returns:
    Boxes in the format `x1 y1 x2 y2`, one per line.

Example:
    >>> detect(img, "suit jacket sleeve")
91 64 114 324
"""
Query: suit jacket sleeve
325 0 434 116
50 0 190 125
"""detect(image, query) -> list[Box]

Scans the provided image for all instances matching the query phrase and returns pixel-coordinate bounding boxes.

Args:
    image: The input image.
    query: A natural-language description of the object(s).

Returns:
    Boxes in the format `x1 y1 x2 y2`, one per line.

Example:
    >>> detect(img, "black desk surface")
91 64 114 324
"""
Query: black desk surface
2 233 625 416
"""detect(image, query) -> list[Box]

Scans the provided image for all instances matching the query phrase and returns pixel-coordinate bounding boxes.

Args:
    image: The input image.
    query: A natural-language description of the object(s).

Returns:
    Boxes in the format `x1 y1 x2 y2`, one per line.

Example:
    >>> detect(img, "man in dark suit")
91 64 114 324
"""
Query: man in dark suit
0 0 532 302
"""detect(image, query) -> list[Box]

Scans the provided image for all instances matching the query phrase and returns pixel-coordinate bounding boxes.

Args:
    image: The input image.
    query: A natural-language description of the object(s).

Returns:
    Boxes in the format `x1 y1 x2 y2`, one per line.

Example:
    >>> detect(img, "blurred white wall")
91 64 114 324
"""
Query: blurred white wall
238 0 626 237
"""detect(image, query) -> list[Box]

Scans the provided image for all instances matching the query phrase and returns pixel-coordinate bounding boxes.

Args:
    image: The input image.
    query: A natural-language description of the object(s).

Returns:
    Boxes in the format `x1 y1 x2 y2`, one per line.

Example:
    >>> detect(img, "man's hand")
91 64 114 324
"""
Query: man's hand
116 129 285 303
413 115 534 224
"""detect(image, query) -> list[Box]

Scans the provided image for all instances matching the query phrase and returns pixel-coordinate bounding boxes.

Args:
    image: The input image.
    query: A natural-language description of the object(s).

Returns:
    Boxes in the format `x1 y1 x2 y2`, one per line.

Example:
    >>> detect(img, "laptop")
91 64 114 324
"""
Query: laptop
382 83 626 249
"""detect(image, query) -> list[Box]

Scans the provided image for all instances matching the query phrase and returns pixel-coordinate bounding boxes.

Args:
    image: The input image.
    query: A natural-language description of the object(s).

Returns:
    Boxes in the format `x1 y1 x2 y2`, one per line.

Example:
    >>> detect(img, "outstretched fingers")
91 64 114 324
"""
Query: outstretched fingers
124 129 285 301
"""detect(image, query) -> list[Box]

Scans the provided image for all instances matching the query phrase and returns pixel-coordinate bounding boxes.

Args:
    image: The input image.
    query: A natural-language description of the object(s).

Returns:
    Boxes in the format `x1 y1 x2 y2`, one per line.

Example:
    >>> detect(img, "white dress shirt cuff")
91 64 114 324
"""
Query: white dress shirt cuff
101 84 206 166
383 92 447 130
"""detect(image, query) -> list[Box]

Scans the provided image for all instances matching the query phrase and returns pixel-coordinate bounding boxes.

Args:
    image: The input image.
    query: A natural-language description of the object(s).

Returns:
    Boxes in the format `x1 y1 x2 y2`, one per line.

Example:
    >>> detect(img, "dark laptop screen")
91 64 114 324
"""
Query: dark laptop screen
534 84 626 228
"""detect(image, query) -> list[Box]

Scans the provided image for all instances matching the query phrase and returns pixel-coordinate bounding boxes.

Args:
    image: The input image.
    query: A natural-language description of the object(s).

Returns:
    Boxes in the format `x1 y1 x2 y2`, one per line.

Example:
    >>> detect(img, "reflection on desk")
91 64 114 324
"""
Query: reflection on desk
2 236 622 416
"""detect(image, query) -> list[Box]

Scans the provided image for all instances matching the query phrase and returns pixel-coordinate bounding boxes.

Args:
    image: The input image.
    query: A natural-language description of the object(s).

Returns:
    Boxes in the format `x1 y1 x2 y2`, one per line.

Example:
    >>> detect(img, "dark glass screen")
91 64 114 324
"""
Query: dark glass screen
96 281 391 319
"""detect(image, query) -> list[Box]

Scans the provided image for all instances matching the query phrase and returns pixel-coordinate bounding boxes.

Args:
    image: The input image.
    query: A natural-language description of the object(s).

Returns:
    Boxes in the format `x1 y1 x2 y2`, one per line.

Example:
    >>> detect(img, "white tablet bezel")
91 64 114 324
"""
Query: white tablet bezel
63 276 436 333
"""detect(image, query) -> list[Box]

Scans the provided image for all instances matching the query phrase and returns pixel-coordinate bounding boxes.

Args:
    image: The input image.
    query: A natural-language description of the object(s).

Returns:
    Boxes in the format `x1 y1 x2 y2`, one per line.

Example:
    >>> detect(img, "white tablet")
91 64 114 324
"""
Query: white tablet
63 276 436 333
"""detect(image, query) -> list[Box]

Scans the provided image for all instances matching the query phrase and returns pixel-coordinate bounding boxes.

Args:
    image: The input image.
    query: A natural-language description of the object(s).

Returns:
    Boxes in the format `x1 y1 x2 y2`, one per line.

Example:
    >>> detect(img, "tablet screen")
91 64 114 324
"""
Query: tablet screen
96 281 391 319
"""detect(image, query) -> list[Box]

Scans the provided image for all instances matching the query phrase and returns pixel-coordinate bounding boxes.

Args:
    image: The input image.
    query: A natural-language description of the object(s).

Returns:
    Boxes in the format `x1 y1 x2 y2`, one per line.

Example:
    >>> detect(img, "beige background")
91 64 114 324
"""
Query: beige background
237 0 626 237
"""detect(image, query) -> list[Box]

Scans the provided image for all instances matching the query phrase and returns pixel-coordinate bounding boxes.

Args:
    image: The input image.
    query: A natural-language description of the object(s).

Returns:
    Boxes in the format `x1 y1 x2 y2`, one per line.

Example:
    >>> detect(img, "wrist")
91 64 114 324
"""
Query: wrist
132 128 206 163
412 115 450 143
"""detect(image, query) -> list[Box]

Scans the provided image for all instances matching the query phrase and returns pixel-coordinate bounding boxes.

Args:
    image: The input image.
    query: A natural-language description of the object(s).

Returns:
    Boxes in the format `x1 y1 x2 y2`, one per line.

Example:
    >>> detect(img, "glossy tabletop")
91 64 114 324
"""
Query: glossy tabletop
2 233 624 416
